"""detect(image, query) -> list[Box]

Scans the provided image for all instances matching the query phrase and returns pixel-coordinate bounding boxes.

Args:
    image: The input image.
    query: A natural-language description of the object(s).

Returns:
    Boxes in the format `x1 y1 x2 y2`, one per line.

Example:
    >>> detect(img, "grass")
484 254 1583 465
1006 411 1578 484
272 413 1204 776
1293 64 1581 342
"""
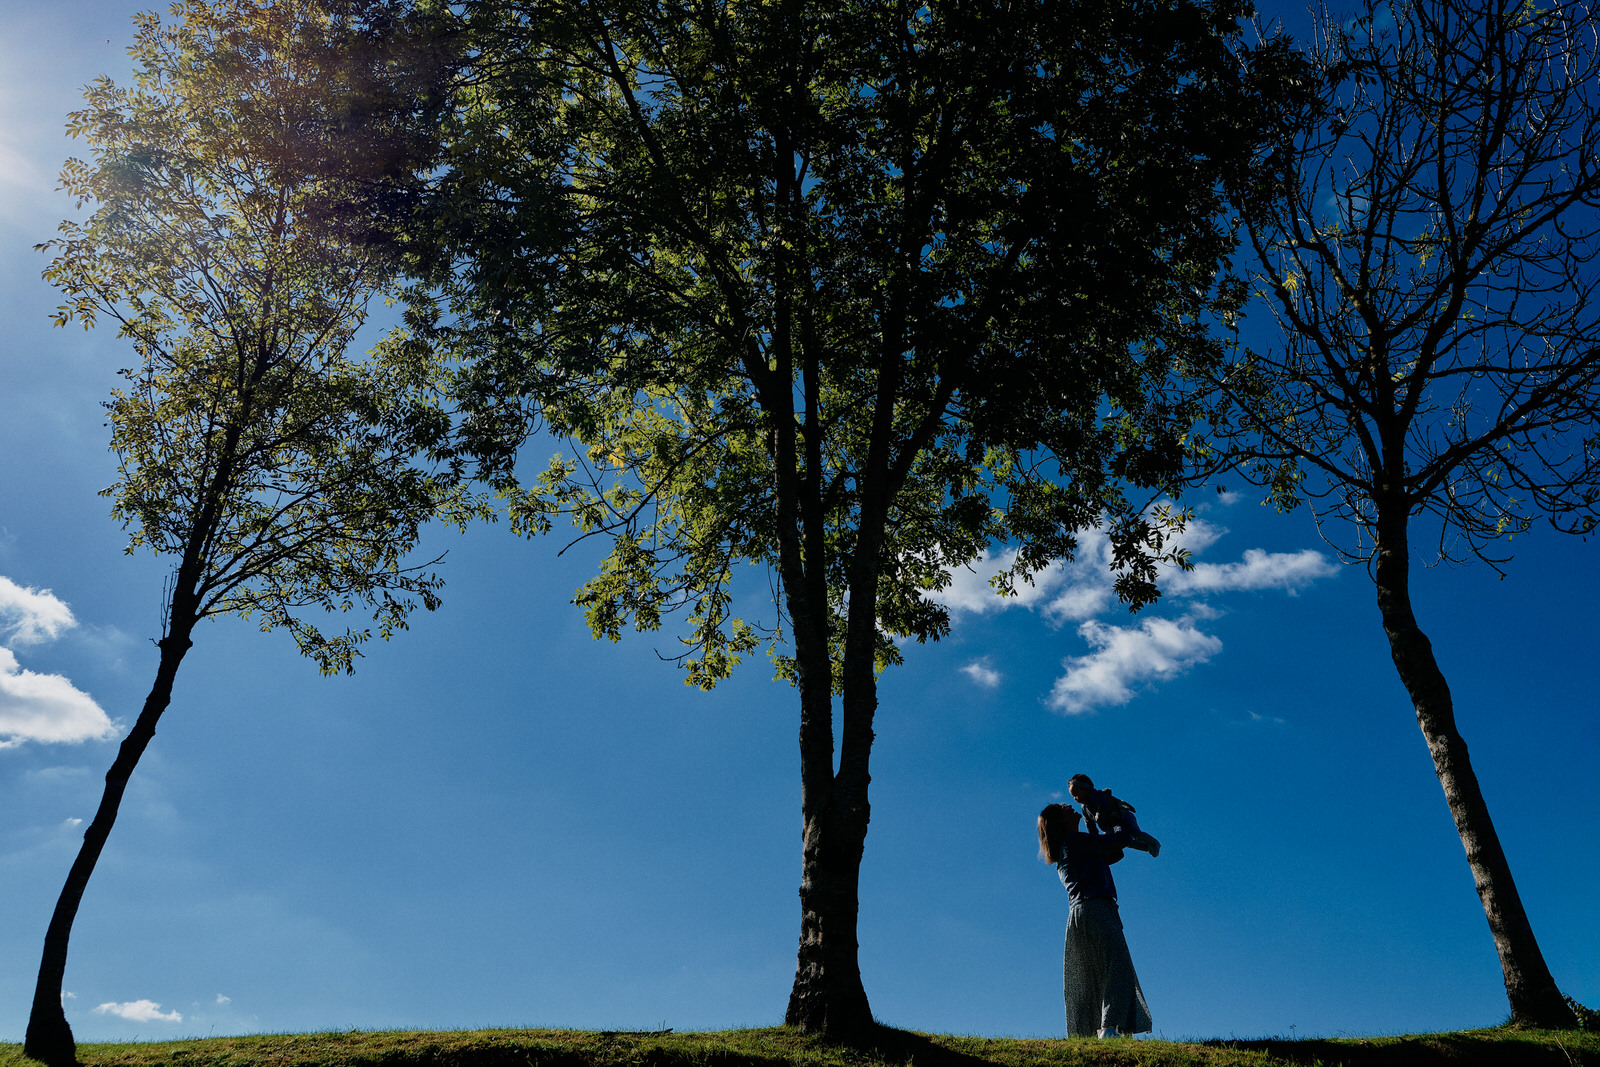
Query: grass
3 1024 1598 1067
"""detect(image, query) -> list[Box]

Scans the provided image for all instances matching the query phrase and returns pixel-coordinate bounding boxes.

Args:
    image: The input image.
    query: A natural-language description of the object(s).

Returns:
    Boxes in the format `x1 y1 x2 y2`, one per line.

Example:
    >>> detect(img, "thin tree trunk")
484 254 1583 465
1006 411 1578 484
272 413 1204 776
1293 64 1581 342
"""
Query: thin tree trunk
1373 512 1575 1029
24 627 196 1067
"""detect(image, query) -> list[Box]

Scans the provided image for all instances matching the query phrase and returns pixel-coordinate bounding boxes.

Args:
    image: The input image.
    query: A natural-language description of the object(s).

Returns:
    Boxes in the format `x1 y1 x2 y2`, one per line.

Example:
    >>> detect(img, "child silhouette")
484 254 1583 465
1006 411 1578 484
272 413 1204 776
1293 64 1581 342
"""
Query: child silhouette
1068 773 1160 857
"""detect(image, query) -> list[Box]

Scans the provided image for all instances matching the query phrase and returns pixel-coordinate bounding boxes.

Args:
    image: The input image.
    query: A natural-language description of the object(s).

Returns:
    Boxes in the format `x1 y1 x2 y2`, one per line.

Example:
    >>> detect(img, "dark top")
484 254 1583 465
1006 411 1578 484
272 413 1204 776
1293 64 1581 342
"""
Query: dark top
1080 787 1131 834
1055 827 1131 906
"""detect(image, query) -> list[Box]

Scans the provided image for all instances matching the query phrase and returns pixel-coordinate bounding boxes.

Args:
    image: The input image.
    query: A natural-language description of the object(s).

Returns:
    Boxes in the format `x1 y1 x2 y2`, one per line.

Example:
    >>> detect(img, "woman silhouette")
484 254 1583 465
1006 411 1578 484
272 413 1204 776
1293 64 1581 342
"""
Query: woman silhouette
1038 802 1152 1038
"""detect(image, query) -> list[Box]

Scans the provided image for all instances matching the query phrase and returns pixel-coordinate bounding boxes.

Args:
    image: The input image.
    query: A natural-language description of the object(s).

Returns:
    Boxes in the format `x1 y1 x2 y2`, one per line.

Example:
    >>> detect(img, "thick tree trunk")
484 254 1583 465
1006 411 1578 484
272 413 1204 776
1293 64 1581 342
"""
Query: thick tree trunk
785 776 874 1035
781 401 881 1036
1373 513 1575 1029
783 585 876 1037
24 628 196 1067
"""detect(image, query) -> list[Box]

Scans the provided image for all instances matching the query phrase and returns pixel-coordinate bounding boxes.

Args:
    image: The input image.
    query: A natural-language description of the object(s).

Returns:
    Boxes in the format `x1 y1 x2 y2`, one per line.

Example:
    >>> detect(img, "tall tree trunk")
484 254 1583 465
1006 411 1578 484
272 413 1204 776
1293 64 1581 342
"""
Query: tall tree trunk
782 459 877 1035
786 761 875 1036
24 627 196 1067
785 343 903 1038
783 567 876 1036
1373 511 1575 1029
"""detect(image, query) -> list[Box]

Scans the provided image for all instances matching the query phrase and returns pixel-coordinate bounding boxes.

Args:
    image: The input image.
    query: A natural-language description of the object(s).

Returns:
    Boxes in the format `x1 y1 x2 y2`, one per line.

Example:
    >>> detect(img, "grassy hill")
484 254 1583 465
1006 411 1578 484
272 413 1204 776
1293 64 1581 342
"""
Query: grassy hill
4 1025 1598 1067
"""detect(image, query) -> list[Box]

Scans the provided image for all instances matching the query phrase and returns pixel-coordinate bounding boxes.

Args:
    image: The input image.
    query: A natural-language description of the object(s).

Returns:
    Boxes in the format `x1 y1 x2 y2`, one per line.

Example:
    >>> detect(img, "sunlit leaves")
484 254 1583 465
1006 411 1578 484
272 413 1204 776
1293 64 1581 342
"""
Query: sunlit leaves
45 0 484 671
423 0 1281 693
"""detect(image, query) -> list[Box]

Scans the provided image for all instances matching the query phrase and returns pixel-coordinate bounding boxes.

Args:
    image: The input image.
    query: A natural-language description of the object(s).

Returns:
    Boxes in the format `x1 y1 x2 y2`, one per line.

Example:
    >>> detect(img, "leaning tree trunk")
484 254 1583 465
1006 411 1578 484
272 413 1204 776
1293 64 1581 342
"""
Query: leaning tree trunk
24 625 197 1067
1373 510 1576 1029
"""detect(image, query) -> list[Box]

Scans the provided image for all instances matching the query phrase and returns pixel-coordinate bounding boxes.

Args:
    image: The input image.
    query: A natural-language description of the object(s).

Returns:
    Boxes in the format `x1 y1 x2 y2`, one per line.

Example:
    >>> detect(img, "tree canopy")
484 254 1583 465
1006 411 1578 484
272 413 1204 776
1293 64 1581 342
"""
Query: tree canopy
1225 0 1600 557
1215 0 1600 1028
25 3 481 1062
403 0 1296 1032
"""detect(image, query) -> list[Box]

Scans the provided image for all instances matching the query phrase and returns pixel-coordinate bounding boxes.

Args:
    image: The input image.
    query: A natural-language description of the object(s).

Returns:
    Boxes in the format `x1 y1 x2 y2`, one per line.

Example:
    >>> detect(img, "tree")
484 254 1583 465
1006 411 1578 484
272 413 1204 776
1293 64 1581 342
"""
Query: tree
408 0 1292 1034
25 3 480 1062
1218 0 1599 1029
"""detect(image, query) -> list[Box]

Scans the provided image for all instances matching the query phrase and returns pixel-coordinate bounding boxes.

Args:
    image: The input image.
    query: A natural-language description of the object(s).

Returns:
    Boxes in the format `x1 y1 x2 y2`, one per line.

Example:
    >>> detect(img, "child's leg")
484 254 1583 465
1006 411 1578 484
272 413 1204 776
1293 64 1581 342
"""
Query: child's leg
1121 811 1160 857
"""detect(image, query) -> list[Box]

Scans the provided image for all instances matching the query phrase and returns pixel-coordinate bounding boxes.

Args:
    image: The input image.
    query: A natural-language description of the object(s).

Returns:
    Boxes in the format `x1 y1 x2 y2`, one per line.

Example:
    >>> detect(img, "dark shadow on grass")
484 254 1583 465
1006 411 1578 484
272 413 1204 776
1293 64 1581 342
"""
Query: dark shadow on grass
1200 1030 1599 1066
840 1026 1009 1067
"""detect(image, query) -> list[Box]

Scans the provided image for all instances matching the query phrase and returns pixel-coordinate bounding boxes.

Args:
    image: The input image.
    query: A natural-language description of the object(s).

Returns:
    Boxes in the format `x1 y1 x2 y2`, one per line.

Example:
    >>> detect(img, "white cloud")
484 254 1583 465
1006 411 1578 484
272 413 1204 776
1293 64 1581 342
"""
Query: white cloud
1035 517 1223 620
63 817 83 828
959 658 1002 688
1167 548 1338 596
94 1000 183 1023
1042 580 1114 622
932 548 1069 616
215 994 231 1005
931 516 1238 624
1040 529 1116 622
0 575 77 645
930 532 1117 622
0 647 117 749
0 575 115 749
932 508 1337 716
1047 616 1223 715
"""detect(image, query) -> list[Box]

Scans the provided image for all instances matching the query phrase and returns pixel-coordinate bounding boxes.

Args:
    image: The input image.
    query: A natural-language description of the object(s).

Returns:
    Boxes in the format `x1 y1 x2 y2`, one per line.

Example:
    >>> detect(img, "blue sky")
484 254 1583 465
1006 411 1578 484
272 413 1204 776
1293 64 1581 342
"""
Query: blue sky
1 0 1596 1045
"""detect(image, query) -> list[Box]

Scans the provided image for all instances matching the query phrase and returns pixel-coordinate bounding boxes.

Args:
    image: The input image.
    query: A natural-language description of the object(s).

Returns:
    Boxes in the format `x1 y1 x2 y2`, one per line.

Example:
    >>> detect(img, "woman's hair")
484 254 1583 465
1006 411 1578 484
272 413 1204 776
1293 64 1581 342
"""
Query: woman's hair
1037 803 1079 862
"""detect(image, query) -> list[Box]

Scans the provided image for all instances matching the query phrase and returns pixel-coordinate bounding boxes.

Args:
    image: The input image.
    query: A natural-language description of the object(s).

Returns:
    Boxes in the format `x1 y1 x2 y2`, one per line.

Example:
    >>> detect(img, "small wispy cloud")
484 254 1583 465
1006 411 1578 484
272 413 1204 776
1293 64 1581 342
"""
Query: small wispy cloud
0 47 67 230
62 817 83 828
94 1000 183 1023
1166 548 1338 596
215 994 231 1005
0 575 76 645
0 136 52 230
959 658 1002 688
1048 616 1223 715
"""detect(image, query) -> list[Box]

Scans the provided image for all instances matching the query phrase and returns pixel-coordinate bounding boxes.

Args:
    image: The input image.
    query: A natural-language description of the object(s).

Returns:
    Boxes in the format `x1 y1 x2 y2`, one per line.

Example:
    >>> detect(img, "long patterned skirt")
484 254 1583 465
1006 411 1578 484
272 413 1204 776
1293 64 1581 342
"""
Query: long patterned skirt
1062 897 1152 1037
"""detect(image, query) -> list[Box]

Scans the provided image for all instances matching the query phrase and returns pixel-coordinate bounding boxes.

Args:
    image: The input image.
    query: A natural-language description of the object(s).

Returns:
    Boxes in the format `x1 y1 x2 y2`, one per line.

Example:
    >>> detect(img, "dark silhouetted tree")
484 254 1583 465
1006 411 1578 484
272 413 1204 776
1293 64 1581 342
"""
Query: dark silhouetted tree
1217 0 1599 1029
